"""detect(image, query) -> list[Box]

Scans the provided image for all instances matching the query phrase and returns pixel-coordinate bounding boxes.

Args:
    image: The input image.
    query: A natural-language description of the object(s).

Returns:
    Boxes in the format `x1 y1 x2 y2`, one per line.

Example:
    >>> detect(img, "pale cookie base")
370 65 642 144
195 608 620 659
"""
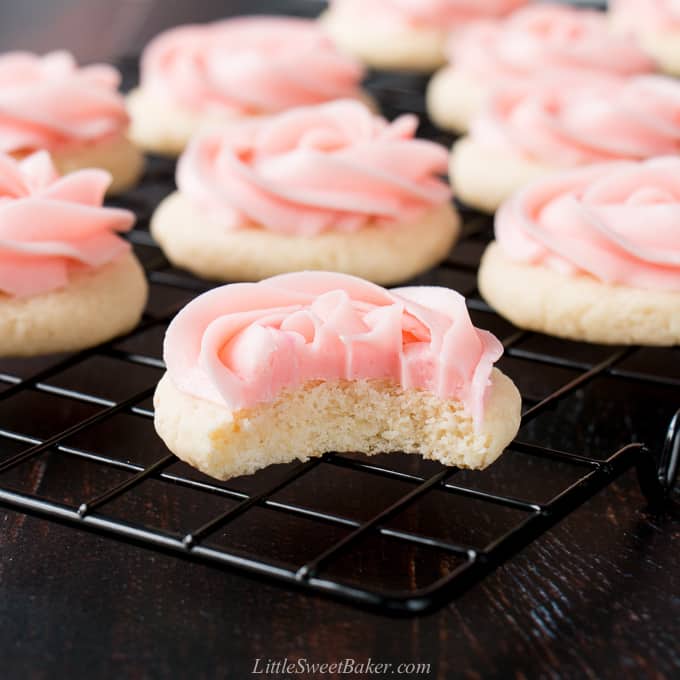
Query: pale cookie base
0 253 148 357
153 368 521 480
150 192 460 285
49 134 145 195
426 68 487 133
320 9 447 72
479 242 680 346
127 87 378 157
610 16 680 76
450 137 555 213
637 30 680 76
126 88 242 157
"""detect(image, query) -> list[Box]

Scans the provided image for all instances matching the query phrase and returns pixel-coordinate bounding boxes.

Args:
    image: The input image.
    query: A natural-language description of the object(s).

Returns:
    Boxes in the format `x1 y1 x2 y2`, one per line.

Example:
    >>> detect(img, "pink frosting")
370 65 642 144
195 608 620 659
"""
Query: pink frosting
0 151 135 298
164 271 503 424
495 157 680 292
0 51 129 154
449 4 654 83
471 75 680 165
177 99 451 236
611 0 680 32
140 16 364 115
329 0 529 30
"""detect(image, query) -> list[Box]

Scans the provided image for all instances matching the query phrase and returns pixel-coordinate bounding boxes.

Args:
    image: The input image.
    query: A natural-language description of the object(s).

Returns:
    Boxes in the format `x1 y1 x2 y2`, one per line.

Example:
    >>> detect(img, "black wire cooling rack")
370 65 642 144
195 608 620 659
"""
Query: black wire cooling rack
0 64 678 615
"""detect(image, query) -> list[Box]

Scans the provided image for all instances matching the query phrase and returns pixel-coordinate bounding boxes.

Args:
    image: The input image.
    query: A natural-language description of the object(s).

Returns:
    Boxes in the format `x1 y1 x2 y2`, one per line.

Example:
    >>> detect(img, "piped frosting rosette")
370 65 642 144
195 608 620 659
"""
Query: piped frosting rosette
495 157 680 291
471 75 680 165
0 151 135 297
164 271 503 425
328 0 529 30
449 4 653 84
0 51 129 154
140 17 365 115
176 99 452 236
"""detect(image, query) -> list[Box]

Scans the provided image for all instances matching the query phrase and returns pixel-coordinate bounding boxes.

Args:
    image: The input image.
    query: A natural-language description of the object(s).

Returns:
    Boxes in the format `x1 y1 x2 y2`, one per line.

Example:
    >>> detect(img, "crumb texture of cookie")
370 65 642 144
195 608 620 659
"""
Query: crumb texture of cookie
151 192 459 285
0 253 147 357
154 368 521 480
479 243 680 346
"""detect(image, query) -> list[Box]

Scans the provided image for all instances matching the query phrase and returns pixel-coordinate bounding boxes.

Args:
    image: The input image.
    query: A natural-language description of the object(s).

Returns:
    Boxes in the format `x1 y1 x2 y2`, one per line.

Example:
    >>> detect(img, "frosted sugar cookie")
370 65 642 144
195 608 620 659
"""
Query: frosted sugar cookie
154 271 521 480
151 100 459 285
427 3 653 133
127 16 368 156
479 158 680 345
451 75 680 212
0 51 143 194
321 0 529 72
0 152 147 356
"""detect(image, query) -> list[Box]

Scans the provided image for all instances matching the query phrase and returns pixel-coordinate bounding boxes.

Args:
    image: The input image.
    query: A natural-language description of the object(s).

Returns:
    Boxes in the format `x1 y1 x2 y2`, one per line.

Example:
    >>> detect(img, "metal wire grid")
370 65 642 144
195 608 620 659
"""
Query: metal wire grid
0 68 678 615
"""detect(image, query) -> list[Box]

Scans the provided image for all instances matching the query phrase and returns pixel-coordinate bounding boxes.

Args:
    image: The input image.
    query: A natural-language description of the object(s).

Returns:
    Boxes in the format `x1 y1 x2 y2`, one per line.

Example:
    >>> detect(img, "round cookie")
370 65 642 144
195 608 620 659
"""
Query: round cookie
151 192 459 286
129 16 368 156
154 367 520 480
0 50 143 196
0 253 148 357
450 76 680 213
0 151 148 356
479 243 680 346
321 0 530 73
478 159 680 346
154 271 521 480
426 4 654 134
152 100 459 284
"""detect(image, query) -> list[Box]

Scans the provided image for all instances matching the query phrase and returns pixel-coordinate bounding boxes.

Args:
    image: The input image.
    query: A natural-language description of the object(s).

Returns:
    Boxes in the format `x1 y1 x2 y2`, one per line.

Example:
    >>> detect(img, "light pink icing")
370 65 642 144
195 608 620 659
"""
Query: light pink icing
0 51 129 154
329 0 529 30
164 271 503 424
177 99 451 236
140 16 365 115
0 151 135 298
611 0 680 32
471 75 680 165
449 4 654 84
495 157 680 292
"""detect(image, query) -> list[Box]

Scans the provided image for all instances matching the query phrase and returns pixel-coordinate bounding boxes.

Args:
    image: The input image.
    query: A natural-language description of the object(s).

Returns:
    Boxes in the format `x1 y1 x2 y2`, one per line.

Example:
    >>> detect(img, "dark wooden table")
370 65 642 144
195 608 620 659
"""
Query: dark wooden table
2 474 678 679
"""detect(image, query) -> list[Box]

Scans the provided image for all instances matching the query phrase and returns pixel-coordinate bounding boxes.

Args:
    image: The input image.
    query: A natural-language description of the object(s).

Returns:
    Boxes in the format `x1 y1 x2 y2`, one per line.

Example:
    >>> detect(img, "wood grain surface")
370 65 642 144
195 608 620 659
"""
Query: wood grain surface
2 472 678 679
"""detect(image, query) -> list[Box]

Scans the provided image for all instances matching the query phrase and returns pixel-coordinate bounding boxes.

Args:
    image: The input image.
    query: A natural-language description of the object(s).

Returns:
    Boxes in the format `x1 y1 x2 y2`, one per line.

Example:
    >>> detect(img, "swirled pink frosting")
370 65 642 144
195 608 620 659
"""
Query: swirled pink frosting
0 151 135 298
471 75 680 165
164 271 503 424
140 16 364 115
329 0 529 30
0 51 129 154
495 157 680 291
177 99 451 235
449 4 653 83
611 0 680 32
